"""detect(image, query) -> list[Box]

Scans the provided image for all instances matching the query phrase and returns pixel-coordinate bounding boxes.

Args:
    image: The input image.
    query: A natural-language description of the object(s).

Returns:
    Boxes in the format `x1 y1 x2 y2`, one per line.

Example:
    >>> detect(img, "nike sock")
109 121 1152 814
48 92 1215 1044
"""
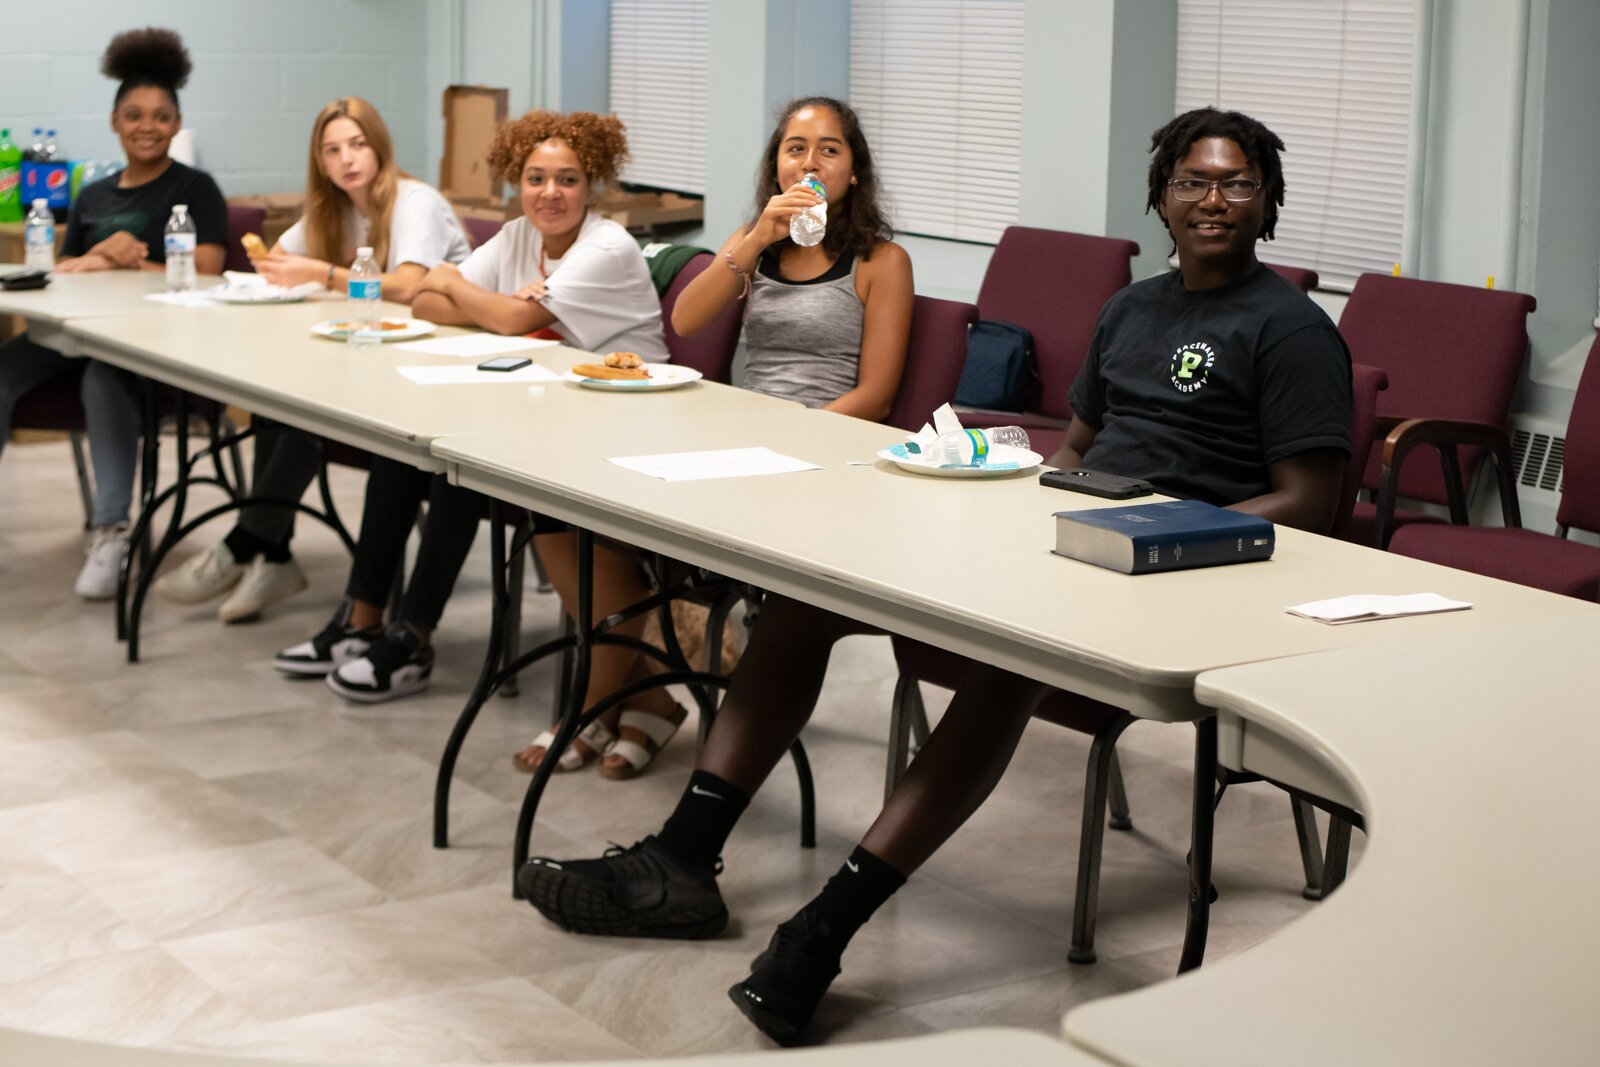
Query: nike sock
800 845 907 957
656 770 749 865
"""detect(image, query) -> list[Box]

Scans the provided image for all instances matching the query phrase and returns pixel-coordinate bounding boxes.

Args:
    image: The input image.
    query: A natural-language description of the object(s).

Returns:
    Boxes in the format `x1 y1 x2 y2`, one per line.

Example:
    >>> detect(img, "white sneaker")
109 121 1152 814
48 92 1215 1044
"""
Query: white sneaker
217 556 308 623
154 541 244 604
75 524 131 600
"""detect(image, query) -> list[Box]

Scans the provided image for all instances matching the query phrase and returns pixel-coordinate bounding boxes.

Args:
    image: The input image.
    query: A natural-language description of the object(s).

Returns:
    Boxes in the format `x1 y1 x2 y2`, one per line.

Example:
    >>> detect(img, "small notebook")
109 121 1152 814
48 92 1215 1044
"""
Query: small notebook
1286 593 1472 625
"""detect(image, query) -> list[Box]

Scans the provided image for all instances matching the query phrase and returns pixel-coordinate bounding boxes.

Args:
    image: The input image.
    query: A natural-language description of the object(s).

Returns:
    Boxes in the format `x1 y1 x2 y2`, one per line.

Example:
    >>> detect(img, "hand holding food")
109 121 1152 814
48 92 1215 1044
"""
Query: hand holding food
240 232 268 262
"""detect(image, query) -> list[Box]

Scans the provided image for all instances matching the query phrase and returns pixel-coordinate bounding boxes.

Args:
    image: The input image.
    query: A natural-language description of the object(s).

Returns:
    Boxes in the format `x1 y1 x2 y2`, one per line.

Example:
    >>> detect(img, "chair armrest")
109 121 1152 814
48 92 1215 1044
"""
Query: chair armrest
1373 417 1521 548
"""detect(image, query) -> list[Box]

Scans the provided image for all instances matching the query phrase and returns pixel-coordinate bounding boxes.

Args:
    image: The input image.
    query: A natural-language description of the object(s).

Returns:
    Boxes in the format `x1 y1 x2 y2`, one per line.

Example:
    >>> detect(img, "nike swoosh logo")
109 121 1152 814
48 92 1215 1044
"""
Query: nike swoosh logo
845 859 859 873
690 785 722 799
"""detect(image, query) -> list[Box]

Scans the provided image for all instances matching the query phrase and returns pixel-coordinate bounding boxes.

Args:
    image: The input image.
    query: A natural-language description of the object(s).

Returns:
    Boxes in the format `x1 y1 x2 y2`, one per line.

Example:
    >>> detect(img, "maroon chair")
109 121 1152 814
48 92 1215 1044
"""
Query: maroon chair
1389 334 1600 599
1265 262 1319 293
885 295 980 433
660 252 744 383
959 226 1140 459
1332 363 1390 542
1336 273 1537 547
884 362 1391 961
462 215 504 250
223 204 266 273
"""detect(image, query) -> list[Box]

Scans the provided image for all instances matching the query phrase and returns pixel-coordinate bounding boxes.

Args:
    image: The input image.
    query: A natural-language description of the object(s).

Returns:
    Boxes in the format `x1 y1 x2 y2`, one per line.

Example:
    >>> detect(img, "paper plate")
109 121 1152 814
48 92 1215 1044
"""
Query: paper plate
876 443 1043 478
211 286 311 304
312 318 437 342
564 364 703 391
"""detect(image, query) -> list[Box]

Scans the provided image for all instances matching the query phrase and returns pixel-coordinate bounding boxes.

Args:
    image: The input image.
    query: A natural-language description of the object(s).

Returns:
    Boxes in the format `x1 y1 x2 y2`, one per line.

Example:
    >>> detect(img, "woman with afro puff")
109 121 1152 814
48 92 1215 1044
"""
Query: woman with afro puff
0 28 227 600
272 111 666 708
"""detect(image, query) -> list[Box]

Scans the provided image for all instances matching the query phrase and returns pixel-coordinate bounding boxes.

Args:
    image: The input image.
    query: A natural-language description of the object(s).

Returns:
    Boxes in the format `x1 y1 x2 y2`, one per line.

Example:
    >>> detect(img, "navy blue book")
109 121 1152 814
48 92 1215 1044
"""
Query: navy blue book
1052 499 1274 574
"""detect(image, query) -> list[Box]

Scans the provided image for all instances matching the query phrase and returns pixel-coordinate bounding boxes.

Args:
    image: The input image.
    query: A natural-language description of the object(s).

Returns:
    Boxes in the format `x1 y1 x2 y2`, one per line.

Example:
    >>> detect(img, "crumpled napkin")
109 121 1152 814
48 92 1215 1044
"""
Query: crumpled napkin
209 271 322 301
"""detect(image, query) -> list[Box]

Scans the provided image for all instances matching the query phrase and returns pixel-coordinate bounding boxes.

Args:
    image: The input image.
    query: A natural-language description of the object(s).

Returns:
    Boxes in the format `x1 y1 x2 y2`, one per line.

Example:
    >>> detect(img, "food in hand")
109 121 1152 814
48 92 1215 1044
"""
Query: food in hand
240 233 268 262
572 353 650 381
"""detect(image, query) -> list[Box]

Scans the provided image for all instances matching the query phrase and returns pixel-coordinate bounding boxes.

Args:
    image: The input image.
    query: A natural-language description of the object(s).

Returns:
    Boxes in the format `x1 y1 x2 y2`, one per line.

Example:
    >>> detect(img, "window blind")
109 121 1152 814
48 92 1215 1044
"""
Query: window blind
609 0 707 195
850 0 1024 244
1176 0 1417 291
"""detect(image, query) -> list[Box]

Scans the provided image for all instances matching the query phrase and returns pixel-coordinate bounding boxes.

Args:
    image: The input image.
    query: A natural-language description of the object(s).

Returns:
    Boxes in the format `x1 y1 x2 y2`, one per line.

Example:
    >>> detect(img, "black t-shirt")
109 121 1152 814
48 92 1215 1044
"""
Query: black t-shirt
62 161 228 262
1067 264 1350 507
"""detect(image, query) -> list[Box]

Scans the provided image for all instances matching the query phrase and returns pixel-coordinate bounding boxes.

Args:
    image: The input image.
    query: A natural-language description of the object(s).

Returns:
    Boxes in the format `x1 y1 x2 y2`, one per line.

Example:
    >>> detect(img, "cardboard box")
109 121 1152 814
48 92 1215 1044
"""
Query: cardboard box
440 85 509 208
594 187 704 233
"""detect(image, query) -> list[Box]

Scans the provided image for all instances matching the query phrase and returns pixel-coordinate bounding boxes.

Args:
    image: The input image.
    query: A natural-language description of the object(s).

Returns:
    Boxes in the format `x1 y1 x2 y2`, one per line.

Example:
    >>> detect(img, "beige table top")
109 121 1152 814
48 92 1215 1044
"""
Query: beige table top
436 405 1598 719
66 303 797 470
0 267 218 354
0 1025 1110 1067
1065 614 1600 1066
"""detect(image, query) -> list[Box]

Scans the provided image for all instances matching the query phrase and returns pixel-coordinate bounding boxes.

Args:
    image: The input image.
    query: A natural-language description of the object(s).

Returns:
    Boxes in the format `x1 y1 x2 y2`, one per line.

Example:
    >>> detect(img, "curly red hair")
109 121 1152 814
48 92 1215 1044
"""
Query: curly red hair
487 111 629 187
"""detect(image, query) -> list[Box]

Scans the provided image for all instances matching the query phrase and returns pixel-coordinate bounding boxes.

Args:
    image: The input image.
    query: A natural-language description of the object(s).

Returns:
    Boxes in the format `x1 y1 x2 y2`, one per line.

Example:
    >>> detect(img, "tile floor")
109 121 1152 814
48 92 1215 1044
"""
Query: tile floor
0 435 1358 1062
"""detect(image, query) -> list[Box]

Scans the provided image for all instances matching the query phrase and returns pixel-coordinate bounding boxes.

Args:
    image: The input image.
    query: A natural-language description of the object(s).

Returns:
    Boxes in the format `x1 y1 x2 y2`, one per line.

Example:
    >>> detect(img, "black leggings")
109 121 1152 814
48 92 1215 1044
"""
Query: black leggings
345 456 486 631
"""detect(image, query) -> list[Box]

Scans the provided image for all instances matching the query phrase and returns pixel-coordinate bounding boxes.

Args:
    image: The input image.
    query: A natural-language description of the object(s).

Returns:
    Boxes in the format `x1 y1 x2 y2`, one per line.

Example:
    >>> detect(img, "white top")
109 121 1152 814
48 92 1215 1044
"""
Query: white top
277 178 471 272
458 212 667 360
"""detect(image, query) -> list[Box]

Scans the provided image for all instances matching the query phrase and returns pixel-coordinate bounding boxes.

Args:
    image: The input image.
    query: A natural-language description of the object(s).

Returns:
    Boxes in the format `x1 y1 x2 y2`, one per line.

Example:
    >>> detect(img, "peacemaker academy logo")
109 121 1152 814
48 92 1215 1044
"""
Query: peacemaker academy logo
1169 341 1216 394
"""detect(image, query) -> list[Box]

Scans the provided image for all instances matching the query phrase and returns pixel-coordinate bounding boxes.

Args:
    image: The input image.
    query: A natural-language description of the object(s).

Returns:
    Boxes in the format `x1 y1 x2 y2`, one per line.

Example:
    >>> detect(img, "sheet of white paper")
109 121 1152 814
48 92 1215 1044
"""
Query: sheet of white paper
144 291 218 308
396 363 562 385
394 334 559 358
608 447 821 482
1286 592 1472 624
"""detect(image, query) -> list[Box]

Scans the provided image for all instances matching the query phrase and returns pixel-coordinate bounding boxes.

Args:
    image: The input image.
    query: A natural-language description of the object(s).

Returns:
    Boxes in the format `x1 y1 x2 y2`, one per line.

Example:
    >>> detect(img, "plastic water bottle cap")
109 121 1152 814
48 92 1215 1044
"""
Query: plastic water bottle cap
32 199 47 210
357 246 373 257
173 204 187 213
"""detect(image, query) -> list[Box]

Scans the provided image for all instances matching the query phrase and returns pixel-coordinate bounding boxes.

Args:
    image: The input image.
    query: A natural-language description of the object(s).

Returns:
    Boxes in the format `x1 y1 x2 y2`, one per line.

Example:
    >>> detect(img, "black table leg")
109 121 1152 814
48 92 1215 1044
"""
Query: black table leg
1178 715 1217 974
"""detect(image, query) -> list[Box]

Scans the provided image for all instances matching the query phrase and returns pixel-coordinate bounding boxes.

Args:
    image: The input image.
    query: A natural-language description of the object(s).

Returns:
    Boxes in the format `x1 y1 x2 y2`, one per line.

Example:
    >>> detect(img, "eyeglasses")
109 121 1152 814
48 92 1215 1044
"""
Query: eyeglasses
1167 177 1261 202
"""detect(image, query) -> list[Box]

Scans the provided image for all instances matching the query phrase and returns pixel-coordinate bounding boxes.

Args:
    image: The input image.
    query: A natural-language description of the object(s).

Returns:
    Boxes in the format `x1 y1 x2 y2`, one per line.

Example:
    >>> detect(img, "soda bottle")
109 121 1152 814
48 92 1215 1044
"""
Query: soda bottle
24 129 44 162
921 426 1032 467
789 172 827 247
24 199 55 270
346 246 382 348
0 130 22 222
164 204 197 292
43 130 58 162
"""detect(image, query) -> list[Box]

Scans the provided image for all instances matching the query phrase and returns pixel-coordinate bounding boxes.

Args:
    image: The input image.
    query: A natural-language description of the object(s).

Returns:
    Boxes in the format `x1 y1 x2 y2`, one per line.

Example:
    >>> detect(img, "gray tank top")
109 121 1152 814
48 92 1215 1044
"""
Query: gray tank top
741 250 863 408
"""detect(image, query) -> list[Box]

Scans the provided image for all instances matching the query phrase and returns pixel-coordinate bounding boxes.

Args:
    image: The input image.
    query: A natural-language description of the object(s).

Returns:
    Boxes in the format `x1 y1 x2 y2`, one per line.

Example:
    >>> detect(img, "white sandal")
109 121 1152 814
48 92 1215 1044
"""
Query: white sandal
598 705 688 780
512 719 616 775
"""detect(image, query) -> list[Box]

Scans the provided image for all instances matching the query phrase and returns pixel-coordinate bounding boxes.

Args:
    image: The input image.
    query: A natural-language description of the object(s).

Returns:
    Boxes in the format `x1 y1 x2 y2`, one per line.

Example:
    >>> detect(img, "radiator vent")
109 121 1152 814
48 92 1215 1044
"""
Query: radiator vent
1510 428 1565 495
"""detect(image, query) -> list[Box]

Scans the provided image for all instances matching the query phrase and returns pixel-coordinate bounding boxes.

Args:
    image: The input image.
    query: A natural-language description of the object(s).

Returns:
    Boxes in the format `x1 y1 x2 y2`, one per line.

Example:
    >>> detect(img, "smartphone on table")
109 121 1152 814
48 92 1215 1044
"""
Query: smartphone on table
478 356 532 372
1039 467 1155 499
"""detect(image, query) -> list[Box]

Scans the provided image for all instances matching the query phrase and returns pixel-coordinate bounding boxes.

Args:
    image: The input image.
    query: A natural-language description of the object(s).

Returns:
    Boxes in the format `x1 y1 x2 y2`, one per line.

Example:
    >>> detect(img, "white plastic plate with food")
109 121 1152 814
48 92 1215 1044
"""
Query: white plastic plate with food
564 364 704 391
311 318 437 342
876 442 1043 477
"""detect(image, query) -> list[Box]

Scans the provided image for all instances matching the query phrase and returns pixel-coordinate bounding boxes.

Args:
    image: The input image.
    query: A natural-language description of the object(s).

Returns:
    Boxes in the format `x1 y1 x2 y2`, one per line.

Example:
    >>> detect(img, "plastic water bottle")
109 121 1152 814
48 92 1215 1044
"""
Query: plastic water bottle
24 129 44 162
0 130 22 222
789 172 827 247
164 204 197 291
24 199 54 270
42 130 58 162
925 425 1032 467
346 245 382 347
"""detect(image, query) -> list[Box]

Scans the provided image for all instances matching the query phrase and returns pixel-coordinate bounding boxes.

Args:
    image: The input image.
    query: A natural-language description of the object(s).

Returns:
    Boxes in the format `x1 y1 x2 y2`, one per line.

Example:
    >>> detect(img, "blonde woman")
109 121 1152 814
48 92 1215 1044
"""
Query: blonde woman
156 97 469 622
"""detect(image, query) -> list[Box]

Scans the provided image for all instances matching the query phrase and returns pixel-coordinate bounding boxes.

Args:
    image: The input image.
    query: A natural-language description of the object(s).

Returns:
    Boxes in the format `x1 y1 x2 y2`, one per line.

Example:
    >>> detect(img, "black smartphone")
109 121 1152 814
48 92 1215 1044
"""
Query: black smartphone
478 355 533 372
0 269 50 291
1039 467 1155 499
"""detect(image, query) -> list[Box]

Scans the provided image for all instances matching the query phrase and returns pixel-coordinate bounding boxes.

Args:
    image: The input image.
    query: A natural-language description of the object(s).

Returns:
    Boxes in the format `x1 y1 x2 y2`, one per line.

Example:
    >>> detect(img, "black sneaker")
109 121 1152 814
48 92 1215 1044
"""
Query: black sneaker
517 836 727 939
325 621 434 704
728 907 842 1046
273 601 381 677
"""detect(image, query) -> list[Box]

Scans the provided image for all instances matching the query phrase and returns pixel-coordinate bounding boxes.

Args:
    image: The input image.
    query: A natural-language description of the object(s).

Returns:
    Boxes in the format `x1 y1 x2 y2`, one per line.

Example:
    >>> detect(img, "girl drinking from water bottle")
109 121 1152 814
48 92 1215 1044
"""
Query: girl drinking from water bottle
0 27 226 600
155 97 470 623
512 96 912 781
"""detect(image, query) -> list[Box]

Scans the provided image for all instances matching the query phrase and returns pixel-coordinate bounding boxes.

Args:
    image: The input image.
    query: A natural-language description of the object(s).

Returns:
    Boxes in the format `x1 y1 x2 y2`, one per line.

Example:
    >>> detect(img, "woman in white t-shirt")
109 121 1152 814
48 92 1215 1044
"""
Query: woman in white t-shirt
271 110 668 711
155 97 470 623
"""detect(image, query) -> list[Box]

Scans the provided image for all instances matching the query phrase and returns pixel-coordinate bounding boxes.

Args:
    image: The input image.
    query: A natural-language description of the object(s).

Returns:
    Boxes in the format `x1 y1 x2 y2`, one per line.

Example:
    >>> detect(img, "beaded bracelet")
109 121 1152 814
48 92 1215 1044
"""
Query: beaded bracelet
723 251 752 300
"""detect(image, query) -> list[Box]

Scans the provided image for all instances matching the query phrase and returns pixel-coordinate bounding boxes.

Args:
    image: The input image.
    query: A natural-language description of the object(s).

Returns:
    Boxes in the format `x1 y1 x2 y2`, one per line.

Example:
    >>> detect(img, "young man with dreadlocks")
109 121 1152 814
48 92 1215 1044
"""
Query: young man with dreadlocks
519 107 1352 1045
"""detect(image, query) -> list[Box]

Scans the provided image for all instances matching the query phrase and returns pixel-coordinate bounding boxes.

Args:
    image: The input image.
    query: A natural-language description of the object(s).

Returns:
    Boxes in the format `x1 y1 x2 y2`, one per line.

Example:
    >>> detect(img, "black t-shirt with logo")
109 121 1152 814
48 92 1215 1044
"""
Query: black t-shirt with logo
1067 264 1350 507
62 160 227 262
